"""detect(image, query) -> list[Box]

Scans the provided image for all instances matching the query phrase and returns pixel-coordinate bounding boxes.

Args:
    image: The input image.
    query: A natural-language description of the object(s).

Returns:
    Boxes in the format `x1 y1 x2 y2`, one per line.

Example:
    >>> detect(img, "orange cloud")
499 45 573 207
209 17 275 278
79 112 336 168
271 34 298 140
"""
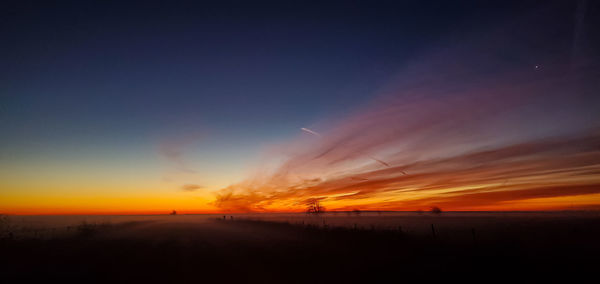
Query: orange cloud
214 130 600 212
212 38 600 212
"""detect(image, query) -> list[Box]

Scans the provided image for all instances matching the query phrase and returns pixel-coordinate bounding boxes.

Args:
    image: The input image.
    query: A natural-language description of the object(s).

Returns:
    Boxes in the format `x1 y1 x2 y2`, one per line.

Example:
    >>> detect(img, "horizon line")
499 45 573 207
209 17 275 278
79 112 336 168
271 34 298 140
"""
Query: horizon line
3 209 600 216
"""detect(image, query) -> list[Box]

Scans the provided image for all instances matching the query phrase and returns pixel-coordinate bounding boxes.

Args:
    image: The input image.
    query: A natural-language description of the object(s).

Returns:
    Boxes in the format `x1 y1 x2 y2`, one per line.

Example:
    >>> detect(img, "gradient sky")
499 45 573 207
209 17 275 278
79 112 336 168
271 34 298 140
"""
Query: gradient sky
1 0 599 214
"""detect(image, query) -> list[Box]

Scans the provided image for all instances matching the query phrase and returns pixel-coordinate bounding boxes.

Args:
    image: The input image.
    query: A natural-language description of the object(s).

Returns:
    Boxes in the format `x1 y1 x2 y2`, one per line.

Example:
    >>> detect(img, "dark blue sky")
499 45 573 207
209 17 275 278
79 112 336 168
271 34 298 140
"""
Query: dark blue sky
1 1 555 143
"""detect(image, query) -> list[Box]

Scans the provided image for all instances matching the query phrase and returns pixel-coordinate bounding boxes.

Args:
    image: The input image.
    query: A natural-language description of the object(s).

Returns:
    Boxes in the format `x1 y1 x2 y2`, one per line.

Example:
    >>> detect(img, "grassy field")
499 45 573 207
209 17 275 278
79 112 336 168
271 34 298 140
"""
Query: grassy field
1 212 599 283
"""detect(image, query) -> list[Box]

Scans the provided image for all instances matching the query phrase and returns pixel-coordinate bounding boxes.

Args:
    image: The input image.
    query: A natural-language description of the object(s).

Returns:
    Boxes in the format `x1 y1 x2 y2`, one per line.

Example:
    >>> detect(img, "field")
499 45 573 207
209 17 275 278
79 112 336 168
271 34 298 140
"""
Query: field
1 212 599 283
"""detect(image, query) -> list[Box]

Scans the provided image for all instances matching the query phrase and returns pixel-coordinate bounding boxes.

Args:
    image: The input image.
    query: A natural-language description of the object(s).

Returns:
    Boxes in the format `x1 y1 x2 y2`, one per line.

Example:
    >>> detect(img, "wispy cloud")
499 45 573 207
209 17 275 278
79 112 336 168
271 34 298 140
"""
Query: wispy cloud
158 133 203 173
214 129 600 211
213 9 600 212
181 184 203 192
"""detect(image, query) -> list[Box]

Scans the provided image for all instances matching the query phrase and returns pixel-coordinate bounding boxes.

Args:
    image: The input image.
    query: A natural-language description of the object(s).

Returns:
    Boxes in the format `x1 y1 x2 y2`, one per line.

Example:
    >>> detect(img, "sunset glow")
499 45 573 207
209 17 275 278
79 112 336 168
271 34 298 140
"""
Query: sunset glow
1 0 599 215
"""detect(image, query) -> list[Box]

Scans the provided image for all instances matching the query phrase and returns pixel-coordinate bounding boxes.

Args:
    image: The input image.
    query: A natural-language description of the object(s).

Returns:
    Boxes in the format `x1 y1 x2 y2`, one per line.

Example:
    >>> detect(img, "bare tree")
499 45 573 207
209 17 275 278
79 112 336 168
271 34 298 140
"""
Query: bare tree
306 199 325 214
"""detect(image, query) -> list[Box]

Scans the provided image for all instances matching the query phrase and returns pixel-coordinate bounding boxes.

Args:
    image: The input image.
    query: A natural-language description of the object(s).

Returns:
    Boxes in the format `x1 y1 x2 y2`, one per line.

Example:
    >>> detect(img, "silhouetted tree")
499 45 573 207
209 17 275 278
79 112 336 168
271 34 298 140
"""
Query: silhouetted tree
306 200 325 214
430 206 443 214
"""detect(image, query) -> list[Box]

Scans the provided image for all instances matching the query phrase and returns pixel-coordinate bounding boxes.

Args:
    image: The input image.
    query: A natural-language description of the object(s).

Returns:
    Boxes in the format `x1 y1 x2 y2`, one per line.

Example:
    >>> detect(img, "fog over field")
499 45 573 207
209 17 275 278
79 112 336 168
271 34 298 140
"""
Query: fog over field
4 211 599 240
2 211 599 283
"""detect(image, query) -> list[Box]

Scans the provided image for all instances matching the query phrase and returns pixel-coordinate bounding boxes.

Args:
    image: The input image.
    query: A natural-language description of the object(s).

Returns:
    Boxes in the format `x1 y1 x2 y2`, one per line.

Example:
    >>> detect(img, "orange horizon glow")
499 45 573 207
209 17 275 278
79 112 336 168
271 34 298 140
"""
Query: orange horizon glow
5 207 600 216
3 130 600 215
3 189 599 215
3 32 600 216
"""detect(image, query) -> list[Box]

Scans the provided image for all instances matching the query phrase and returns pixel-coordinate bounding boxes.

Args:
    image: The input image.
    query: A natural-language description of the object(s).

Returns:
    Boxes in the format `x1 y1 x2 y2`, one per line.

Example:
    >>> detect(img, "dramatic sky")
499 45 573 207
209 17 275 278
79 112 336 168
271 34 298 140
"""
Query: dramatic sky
1 0 599 214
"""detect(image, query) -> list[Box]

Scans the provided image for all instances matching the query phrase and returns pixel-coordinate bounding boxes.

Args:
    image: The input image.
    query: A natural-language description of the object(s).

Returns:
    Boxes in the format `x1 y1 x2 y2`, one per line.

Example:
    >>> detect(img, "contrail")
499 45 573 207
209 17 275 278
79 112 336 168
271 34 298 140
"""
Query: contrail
301 127 321 137
367 155 407 174
351 177 369 181
571 0 587 69
369 156 390 167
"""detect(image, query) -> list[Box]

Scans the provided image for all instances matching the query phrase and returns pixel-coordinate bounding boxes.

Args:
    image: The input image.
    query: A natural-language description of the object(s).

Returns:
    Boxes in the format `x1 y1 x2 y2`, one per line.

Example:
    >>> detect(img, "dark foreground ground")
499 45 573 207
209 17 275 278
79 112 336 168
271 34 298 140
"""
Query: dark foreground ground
1 214 599 283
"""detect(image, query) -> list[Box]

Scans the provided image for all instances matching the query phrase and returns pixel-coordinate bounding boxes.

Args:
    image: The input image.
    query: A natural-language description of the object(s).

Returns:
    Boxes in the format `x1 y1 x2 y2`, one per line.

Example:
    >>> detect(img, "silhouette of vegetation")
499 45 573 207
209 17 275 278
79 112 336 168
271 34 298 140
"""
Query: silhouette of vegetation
76 221 98 237
0 214 11 238
430 206 443 214
306 199 325 214
76 221 111 238
0 214 8 227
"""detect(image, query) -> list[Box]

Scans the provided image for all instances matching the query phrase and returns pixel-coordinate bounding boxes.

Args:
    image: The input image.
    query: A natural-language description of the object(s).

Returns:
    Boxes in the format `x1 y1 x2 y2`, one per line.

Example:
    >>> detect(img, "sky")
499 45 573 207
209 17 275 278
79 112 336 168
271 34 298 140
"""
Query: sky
1 0 599 214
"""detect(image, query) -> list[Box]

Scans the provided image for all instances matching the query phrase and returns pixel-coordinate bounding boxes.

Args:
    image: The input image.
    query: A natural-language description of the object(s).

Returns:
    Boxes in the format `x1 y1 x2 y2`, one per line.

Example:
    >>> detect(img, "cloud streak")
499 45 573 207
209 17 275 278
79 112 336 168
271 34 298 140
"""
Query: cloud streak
215 130 600 211
213 9 600 212
181 184 203 192
158 133 202 173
